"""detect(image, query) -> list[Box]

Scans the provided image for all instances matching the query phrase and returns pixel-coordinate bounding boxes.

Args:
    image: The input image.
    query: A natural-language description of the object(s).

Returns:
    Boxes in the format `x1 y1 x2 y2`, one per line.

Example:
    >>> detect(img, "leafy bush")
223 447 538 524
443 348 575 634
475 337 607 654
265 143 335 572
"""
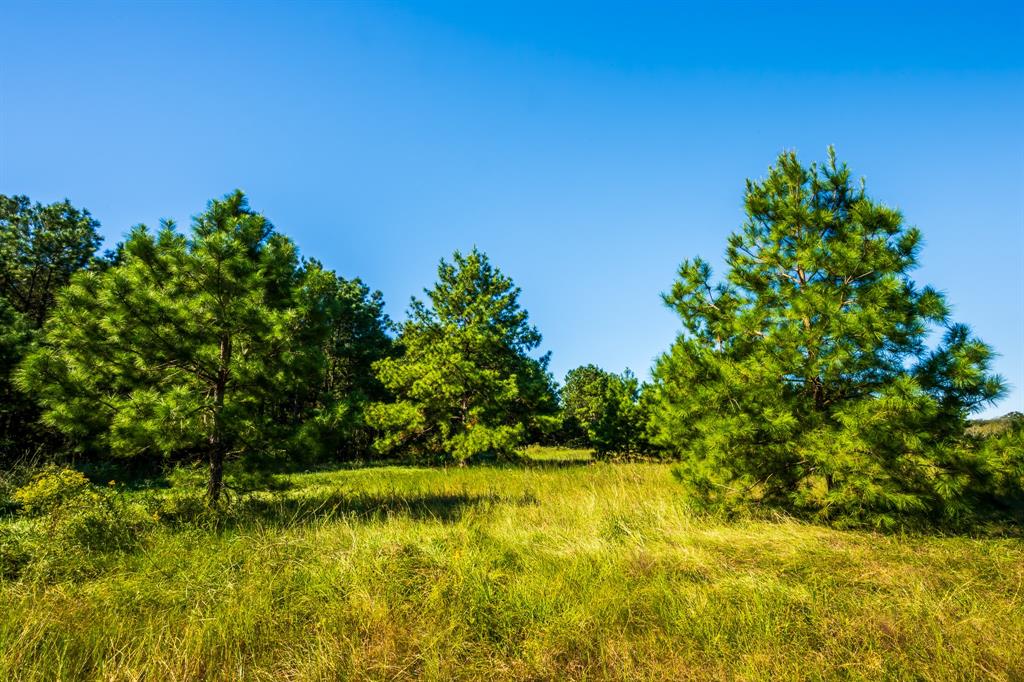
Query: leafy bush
11 467 155 557
150 488 255 529
0 470 18 515
13 466 92 515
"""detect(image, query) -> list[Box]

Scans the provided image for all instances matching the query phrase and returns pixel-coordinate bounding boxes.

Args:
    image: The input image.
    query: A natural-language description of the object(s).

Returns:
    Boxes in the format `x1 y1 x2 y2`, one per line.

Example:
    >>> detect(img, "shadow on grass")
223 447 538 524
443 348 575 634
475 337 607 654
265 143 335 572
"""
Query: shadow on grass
253 490 499 525
159 487 540 530
515 458 596 469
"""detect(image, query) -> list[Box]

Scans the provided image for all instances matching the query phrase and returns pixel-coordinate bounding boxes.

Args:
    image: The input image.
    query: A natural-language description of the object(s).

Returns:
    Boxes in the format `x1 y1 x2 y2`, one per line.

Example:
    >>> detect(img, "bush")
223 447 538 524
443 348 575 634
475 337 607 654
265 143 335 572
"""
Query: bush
11 467 155 557
0 472 17 516
12 467 92 516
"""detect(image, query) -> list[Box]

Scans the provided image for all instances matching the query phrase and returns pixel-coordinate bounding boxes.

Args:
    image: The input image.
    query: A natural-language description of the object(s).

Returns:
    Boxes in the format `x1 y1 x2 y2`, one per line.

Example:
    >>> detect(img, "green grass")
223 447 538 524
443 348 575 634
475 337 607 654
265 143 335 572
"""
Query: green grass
1 450 1022 680
520 444 594 462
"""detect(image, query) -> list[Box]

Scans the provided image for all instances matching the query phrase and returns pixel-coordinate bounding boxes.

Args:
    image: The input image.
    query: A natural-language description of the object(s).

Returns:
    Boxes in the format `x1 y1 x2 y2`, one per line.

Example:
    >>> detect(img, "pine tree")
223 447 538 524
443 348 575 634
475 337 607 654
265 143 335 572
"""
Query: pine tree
0 298 34 457
18 191 326 502
368 248 556 462
650 149 1005 527
561 365 646 457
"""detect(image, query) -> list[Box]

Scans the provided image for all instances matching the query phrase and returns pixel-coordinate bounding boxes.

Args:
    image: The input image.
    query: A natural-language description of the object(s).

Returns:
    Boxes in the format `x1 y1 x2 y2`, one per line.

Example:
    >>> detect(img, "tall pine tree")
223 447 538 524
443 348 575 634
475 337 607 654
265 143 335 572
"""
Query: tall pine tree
19 192 328 502
287 262 394 461
650 149 1005 527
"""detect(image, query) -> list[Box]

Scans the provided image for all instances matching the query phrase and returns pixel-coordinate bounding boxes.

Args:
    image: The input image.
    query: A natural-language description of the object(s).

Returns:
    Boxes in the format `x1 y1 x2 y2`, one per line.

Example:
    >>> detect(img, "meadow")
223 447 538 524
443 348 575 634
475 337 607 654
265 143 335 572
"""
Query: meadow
1 449 1021 681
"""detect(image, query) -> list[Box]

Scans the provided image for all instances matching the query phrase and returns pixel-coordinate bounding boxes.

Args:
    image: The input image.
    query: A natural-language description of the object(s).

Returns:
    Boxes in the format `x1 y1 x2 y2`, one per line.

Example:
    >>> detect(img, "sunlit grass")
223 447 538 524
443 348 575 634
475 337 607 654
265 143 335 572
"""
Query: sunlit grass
521 444 594 462
1 451 1022 680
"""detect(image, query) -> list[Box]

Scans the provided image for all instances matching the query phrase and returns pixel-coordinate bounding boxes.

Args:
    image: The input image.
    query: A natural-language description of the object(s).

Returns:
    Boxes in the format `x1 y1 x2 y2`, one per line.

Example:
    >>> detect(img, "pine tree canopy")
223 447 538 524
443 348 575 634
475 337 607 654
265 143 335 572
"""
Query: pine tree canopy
287 261 394 461
17 191 335 502
649 148 1007 527
368 247 557 461
2 166 1017 527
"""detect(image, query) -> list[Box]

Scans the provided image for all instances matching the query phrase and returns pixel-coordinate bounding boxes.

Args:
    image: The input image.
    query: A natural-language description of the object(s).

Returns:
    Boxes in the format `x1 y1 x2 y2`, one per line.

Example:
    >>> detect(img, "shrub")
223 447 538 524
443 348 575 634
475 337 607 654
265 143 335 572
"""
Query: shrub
151 490 223 527
12 467 92 516
0 470 18 515
12 467 154 555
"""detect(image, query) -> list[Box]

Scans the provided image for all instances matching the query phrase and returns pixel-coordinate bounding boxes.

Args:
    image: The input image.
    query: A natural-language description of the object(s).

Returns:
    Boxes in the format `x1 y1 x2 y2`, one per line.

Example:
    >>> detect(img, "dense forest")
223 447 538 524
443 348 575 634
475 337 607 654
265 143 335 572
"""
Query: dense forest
2 150 1021 529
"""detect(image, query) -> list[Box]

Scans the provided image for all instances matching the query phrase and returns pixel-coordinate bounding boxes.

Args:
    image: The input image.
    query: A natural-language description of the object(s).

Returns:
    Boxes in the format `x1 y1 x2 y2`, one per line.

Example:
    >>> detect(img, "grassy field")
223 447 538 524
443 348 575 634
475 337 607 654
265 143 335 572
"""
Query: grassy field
1 450 1022 681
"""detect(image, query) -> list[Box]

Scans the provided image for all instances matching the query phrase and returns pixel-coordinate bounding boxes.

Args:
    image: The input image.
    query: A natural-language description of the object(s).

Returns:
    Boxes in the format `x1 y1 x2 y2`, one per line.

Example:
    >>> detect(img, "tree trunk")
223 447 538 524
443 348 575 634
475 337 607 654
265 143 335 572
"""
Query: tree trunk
207 445 225 504
206 335 232 505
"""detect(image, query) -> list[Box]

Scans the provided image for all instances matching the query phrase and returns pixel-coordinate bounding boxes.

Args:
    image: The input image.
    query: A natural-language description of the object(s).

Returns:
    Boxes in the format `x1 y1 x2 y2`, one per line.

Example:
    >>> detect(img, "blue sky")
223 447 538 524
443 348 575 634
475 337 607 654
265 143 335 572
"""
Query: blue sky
2 1 1022 417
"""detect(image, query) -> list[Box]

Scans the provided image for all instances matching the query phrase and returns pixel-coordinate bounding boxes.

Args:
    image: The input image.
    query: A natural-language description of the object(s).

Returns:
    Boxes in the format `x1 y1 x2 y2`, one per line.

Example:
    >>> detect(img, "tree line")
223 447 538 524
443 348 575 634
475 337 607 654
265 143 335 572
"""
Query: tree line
2 149 1021 527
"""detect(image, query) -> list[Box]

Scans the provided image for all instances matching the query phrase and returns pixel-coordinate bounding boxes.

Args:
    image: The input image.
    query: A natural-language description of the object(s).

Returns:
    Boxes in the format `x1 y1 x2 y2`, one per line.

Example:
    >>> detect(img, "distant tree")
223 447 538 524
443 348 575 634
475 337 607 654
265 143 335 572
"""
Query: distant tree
561 365 647 457
368 248 557 462
968 416 1024 513
650 148 1006 527
0 195 104 459
290 263 394 460
18 192 329 503
0 195 104 326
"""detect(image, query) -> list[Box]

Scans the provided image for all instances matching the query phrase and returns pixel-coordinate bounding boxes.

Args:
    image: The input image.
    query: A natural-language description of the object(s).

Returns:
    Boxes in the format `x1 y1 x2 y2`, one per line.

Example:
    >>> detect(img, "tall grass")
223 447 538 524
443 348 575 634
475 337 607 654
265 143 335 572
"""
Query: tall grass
1 456 1022 680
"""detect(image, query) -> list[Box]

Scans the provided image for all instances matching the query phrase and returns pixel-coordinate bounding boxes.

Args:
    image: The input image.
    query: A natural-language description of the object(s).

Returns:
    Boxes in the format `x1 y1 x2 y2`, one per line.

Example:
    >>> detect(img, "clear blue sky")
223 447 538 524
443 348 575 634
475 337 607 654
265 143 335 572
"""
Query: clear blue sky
2 1 1022 417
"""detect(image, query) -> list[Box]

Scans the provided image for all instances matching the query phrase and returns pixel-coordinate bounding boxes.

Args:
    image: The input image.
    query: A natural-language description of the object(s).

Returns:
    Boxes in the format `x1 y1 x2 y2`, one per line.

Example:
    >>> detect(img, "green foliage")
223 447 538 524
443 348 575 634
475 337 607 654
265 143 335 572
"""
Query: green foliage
0 523 32 579
966 415 1024 511
289 264 394 461
17 192 332 502
651 148 1007 527
12 466 93 516
560 365 648 456
0 195 104 326
2 467 155 579
0 298 35 457
0 195 105 461
368 248 556 462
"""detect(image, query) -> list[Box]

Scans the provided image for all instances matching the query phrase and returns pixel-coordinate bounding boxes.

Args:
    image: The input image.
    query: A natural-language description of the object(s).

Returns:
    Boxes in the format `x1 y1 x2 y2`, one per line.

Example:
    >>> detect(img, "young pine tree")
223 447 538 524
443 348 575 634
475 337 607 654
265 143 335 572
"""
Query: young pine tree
367 248 556 462
18 191 329 503
650 148 1005 527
